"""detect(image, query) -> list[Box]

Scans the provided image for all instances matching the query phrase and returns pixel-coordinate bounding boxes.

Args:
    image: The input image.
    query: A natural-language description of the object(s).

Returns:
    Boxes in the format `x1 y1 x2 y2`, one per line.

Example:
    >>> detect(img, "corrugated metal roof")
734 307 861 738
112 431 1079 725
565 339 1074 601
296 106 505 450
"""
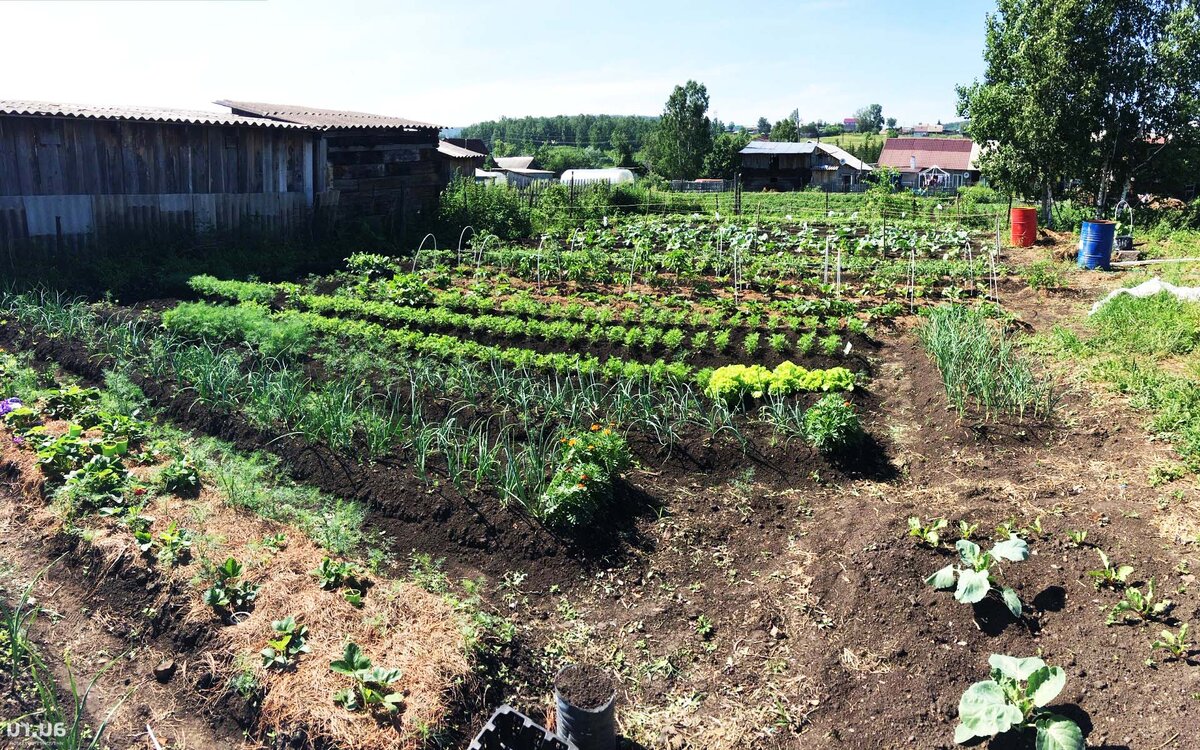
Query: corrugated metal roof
877 137 977 171
740 140 819 155
437 140 486 159
0 99 305 129
494 156 537 170
739 140 872 171
215 100 441 130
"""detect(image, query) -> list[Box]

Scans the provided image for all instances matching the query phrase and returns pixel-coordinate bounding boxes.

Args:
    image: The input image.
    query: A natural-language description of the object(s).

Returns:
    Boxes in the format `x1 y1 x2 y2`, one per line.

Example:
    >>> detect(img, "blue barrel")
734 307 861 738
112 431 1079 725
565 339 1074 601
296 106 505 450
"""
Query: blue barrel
1078 220 1116 270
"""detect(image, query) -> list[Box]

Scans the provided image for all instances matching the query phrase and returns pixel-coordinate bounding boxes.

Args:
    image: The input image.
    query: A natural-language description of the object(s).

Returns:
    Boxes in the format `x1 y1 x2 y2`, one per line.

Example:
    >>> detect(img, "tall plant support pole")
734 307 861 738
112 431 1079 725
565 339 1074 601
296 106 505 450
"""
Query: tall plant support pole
908 247 917 314
823 237 831 285
835 245 843 296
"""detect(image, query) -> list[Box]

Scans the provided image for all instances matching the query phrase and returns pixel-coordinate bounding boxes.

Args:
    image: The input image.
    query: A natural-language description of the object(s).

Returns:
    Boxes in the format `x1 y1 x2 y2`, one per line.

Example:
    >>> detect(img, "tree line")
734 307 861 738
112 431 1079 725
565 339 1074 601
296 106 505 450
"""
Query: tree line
459 89 892 181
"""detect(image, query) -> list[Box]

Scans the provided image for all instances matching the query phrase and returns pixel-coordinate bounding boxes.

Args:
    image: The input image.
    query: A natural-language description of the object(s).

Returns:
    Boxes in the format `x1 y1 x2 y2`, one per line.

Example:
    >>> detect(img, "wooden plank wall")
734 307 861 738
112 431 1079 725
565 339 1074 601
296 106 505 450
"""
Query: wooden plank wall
324 129 443 231
0 115 312 197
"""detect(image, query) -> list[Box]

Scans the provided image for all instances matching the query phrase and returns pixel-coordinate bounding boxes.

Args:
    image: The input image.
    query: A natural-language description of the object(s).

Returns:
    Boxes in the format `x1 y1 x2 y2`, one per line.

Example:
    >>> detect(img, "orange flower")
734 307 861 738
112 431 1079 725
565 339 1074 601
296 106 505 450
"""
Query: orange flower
568 438 577 446
602 429 612 436
580 474 589 481
590 424 600 431
576 482 586 489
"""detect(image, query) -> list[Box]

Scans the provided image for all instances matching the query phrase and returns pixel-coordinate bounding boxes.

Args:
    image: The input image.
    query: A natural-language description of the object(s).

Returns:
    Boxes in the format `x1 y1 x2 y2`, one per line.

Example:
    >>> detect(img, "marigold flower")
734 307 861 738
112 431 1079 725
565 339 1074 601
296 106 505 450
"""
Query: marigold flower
580 474 589 480
602 429 612 435
568 439 577 446
590 424 600 431
576 483 586 489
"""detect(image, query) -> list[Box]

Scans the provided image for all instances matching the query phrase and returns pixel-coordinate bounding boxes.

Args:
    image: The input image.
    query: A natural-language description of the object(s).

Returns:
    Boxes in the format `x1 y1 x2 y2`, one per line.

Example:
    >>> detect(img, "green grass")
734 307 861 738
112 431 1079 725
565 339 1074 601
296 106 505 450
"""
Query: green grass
917 305 1054 421
1087 293 1200 356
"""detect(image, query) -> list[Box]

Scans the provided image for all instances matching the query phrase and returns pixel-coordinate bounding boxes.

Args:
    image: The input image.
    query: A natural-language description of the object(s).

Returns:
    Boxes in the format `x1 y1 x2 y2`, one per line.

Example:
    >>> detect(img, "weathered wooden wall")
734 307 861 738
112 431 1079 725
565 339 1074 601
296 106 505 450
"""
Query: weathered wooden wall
0 115 314 197
325 129 443 230
0 115 320 251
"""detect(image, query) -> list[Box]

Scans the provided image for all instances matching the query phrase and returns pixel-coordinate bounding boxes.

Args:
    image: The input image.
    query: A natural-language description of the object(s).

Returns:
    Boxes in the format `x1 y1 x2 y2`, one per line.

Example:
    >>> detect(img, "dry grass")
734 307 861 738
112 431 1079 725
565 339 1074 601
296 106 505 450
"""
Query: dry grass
2 420 476 750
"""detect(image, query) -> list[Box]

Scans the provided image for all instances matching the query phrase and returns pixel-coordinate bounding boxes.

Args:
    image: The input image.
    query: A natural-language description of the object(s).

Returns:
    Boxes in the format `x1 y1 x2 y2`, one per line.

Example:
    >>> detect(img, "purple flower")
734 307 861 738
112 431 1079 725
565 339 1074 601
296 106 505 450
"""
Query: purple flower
11 435 23 446
0 397 21 417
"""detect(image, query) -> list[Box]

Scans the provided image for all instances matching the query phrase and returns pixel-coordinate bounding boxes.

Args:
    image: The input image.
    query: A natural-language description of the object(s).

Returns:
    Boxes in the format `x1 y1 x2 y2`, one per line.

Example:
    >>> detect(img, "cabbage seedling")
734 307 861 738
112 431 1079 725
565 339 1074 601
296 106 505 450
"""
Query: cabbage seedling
908 516 947 548
1150 623 1190 660
1087 549 1132 589
925 536 1030 617
954 654 1083 749
1106 578 1171 626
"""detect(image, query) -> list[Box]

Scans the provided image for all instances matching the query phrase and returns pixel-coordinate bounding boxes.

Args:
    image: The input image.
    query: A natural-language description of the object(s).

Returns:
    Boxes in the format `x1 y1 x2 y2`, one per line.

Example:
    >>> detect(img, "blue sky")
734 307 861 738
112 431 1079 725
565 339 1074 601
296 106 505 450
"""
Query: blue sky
1 0 994 127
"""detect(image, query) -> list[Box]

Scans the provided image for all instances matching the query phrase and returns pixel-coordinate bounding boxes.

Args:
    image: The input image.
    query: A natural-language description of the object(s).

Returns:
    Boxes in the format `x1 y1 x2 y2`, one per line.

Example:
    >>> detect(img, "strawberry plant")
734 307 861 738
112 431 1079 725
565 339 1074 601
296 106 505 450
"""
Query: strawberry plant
261 616 311 669
954 654 1083 749
330 642 404 713
926 536 1030 616
158 458 200 495
203 557 260 615
135 521 193 566
312 557 367 592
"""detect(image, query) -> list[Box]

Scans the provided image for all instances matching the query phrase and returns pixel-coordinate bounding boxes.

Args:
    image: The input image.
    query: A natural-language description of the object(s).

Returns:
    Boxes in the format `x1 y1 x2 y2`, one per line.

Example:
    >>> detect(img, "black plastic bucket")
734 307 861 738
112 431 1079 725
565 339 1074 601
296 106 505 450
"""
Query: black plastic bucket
554 665 616 750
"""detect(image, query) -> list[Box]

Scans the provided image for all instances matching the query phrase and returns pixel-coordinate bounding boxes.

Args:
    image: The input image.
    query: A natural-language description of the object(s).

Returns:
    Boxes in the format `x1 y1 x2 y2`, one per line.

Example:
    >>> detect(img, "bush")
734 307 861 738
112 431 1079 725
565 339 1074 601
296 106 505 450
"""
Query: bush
535 425 631 529
802 394 863 453
1022 260 1068 291
438 178 533 240
161 302 311 358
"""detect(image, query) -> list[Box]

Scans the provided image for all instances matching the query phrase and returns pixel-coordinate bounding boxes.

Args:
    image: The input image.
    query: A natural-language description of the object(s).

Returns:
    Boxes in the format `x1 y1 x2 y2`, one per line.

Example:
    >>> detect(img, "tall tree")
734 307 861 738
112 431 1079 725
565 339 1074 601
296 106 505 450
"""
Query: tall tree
644 81 713 180
756 116 772 135
959 0 1200 222
886 117 897 129
853 104 884 133
704 130 753 179
771 111 800 142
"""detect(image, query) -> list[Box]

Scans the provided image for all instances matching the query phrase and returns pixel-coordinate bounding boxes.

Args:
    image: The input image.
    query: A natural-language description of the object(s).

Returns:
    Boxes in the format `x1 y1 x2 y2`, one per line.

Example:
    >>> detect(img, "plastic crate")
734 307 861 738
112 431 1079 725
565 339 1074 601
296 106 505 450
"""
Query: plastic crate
469 705 577 750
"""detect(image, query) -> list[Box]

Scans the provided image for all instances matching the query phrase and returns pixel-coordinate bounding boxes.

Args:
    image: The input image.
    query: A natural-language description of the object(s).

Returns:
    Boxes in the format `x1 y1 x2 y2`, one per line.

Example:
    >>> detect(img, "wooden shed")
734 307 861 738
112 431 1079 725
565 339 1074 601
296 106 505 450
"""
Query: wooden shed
0 100 319 252
437 140 487 184
217 100 445 234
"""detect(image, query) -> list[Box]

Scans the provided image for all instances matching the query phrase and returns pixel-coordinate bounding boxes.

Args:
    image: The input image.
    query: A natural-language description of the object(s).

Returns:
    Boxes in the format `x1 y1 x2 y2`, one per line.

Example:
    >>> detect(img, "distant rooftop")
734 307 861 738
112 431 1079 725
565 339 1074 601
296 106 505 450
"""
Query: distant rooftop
437 140 486 159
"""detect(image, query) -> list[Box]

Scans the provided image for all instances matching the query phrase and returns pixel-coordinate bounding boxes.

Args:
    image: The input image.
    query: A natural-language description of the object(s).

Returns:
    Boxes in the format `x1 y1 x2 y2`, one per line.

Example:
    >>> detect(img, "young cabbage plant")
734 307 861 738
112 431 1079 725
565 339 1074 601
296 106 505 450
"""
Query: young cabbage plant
908 516 947 548
1087 549 1133 590
955 654 1083 750
1106 578 1171 626
925 536 1030 617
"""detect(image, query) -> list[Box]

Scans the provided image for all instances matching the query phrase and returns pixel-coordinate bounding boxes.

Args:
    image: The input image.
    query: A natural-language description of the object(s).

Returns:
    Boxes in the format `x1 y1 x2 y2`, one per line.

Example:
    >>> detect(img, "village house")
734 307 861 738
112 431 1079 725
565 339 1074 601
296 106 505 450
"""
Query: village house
491 156 555 187
737 140 872 192
876 137 981 191
436 140 487 184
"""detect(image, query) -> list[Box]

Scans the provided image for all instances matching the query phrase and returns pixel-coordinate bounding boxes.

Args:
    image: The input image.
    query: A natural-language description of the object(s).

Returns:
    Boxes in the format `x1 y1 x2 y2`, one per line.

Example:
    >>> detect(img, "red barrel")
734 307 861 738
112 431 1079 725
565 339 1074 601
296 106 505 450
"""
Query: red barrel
1010 207 1038 247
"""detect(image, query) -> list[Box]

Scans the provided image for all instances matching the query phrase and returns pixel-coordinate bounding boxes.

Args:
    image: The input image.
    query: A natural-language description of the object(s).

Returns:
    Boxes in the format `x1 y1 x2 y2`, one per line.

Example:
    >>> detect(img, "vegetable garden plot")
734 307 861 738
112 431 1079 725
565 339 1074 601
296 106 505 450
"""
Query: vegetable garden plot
1 220 1196 750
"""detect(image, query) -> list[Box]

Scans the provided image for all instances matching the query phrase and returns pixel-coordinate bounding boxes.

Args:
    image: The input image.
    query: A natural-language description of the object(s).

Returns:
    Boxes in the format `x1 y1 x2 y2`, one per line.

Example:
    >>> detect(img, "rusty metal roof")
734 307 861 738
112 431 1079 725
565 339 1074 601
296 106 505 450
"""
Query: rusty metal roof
215 100 441 130
0 99 306 128
878 137 978 171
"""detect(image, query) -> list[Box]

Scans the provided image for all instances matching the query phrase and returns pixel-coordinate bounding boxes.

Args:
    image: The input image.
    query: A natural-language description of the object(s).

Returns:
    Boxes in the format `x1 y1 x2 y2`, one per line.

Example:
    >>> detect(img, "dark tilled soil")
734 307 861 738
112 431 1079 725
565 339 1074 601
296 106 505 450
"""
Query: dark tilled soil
555 665 616 709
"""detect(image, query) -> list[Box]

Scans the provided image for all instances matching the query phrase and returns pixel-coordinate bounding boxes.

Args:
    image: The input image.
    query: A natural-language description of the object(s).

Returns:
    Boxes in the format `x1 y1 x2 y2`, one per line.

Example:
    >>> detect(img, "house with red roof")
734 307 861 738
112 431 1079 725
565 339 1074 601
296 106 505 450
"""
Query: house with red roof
876 137 982 191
